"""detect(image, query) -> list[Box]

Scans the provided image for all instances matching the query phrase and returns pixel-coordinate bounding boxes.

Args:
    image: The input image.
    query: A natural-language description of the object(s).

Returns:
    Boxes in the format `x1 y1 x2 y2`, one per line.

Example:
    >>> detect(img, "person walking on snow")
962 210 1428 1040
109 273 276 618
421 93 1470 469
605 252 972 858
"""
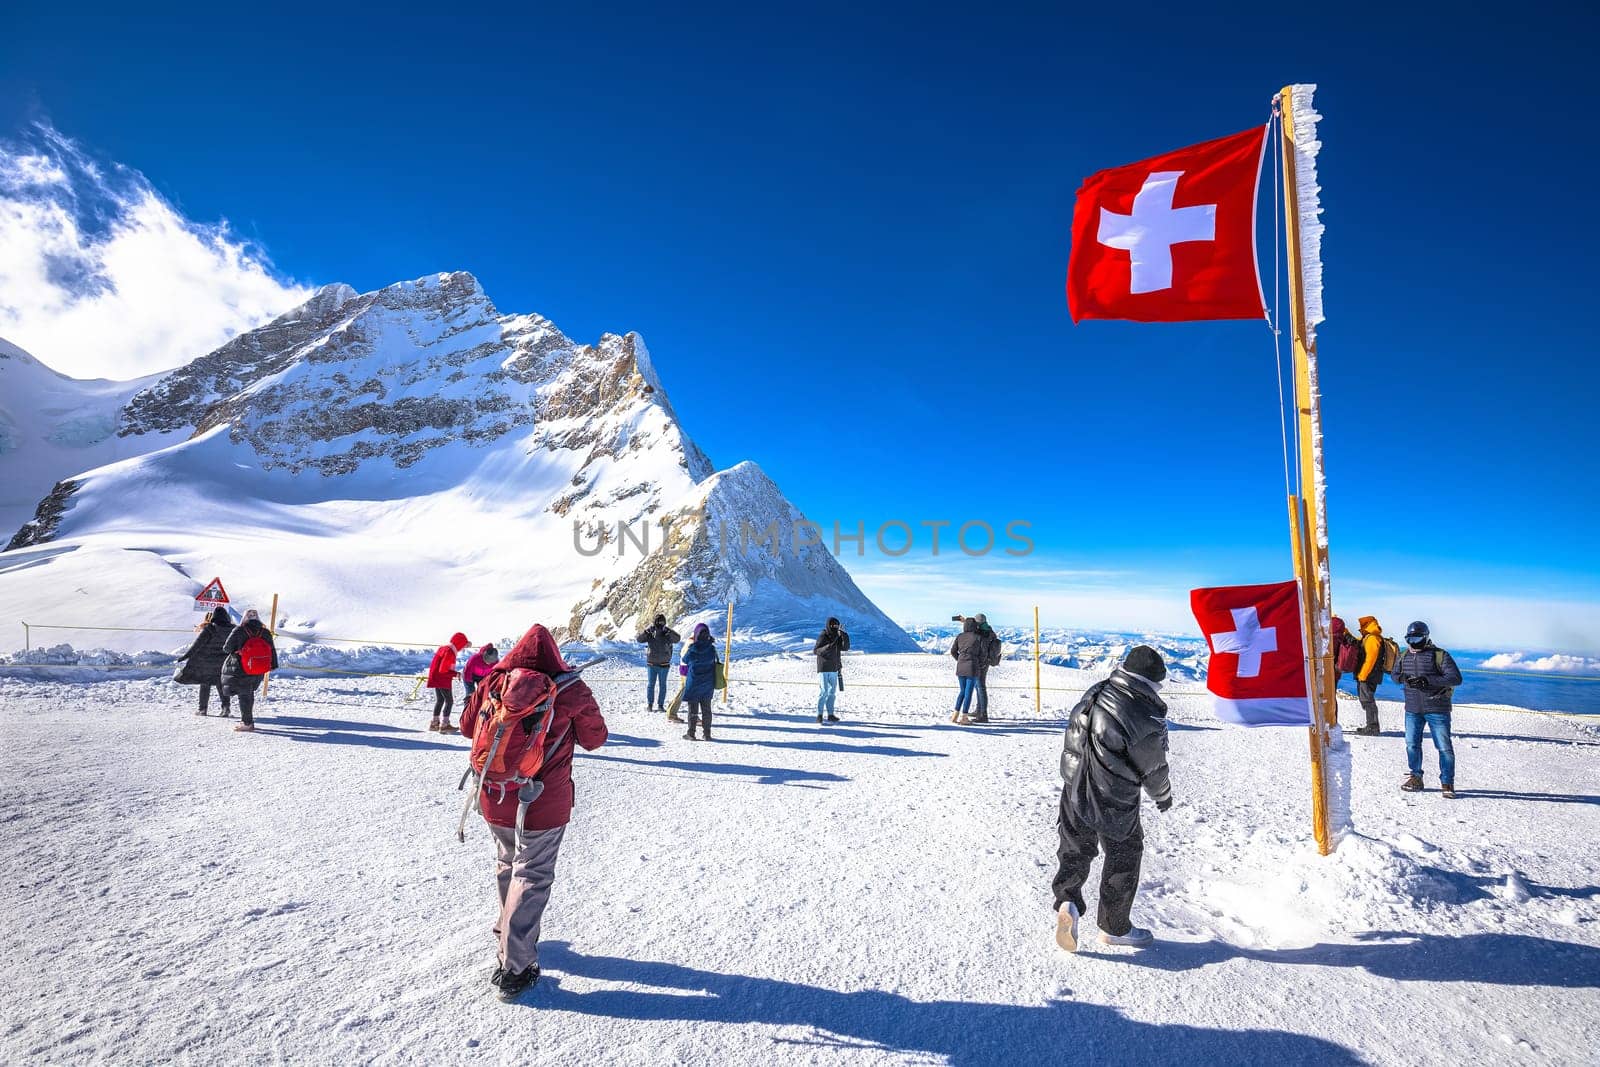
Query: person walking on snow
1393 621 1463 798
680 623 719 740
1053 645 1173 952
972 613 1002 724
462 643 499 700
177 606 235 717
950 618 985 724
814 617 849 724
637 614 681 718
428 632 471 732
1353 616 1387 736
220 609 279 733
459 623 608 1000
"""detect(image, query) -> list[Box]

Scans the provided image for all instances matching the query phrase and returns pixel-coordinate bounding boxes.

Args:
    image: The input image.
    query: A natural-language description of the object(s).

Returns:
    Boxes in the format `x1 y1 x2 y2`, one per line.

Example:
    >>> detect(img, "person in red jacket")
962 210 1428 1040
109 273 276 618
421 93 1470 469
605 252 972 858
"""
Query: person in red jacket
461 643 499 700
427 632 470 732
460 623 608 1000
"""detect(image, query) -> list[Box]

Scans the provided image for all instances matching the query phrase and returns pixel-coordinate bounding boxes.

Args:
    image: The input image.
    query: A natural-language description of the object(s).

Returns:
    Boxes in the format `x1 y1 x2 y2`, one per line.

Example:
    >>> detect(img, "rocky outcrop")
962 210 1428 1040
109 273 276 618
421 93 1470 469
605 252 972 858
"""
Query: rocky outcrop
6 479 80 551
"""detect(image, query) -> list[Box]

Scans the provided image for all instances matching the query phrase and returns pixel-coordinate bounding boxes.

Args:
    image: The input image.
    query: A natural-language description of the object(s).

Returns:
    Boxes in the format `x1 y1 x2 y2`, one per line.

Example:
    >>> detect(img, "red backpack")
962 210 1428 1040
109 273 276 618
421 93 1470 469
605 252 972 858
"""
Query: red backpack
456 661 599 843
239 634 274 675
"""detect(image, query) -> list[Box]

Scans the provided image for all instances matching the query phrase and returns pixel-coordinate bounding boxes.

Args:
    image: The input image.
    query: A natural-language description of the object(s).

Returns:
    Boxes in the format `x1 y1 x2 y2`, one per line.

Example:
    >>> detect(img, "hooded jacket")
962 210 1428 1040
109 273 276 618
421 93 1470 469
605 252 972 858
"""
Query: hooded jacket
220 619 279 694
460 624 608 830
428 633 470 688
950 618 985 678
1058 668 1173 841
813 623 850 673
178 607 235 686
637 623 682 667
682 625 719 701
461 645 499 688
1357 616 1385 683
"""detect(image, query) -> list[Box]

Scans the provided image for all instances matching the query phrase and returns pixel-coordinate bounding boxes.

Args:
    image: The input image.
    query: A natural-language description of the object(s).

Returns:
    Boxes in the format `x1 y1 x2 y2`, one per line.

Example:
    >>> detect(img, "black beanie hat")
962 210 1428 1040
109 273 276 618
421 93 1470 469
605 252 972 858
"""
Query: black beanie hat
1123 644 1167 683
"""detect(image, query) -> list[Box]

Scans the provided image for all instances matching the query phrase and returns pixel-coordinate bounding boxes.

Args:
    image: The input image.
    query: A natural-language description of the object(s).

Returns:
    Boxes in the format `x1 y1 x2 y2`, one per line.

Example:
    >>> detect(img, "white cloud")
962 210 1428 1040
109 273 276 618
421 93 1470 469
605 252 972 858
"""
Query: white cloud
0 122 312 380
1477 652 1600 675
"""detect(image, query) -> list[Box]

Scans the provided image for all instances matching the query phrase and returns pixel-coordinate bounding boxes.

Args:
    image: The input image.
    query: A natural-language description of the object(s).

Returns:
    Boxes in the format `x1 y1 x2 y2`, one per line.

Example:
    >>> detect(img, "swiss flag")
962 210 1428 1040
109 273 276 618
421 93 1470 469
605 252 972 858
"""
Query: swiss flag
1068 127 1266 323
1190 580 1310 727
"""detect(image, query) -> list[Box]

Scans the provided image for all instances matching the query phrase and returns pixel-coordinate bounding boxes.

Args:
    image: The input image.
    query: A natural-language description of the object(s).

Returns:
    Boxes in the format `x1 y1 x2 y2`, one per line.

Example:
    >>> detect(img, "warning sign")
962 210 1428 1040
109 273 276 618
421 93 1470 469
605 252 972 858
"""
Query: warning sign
194 577 230 612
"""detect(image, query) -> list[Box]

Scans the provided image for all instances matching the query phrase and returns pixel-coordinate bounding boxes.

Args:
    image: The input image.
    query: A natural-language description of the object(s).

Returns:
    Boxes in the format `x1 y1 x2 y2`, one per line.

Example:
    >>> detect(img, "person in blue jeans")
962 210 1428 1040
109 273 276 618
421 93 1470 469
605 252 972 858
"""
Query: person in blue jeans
1391 620 1463 798
949 617 985 724
813 618 849 724
636 614 681 715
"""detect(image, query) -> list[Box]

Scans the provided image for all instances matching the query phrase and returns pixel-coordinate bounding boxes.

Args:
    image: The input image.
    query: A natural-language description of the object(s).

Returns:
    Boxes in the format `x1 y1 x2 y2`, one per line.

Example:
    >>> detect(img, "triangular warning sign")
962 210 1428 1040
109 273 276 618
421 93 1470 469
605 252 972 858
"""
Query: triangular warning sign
195 577 229 604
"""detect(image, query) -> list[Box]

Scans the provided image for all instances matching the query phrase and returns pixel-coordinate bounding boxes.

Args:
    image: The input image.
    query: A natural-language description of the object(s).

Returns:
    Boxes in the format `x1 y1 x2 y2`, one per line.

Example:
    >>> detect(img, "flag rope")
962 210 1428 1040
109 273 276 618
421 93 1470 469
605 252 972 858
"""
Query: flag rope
1268 103 1293 503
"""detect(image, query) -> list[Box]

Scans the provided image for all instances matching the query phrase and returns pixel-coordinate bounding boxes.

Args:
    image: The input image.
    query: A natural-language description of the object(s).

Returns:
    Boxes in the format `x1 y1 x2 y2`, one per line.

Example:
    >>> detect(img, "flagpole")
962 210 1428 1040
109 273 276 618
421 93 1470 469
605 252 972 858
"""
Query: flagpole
1280 84 1341 854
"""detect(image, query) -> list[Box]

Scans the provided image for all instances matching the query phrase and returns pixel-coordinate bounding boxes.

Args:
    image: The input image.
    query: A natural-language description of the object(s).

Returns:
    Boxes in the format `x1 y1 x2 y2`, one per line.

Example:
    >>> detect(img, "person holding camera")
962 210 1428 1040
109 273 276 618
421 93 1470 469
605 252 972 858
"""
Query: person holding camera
814 617 849 723
1391 620 1463 798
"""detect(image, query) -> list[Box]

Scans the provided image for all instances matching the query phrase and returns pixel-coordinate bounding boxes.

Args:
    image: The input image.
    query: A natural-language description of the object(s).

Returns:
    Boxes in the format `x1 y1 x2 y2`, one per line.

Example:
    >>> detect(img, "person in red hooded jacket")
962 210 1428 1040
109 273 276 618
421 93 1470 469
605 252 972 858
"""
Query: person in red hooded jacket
460 623 608 1000
427 632 470 732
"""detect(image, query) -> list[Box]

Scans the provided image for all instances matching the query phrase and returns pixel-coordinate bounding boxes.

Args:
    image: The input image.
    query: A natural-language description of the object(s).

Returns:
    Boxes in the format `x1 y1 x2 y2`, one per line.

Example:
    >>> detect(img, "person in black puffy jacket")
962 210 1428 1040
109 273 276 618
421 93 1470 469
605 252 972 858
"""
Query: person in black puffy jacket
177 607 235 716
220 610 280 733
813 618 849 723
1052 645 1172 952
1391 620 1463 797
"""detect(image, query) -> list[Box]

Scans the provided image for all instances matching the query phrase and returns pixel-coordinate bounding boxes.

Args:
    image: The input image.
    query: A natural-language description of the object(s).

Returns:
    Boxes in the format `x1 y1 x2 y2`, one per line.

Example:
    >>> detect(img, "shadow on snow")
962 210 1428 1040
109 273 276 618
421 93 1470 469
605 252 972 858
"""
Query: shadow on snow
577 752 850 789
526 943 1362 1066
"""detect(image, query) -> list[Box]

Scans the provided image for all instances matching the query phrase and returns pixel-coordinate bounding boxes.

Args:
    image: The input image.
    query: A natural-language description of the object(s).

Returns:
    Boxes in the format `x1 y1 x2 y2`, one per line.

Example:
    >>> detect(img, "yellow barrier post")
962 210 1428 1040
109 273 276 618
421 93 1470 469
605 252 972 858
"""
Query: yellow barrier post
723 602 734 705
1034 606 1041 715
261 593 280 698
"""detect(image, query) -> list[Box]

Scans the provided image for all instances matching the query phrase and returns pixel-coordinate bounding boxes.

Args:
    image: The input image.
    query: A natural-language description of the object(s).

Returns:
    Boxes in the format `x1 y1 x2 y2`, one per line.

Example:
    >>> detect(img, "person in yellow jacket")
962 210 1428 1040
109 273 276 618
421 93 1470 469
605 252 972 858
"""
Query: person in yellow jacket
1354 616 1386 736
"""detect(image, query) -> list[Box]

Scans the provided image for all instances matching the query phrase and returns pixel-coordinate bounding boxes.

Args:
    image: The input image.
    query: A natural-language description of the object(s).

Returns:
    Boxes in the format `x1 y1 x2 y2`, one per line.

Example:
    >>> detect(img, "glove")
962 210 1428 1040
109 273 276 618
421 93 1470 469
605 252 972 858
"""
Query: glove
1412 677 1435 692
1156 797 1173 812
679 664 687 676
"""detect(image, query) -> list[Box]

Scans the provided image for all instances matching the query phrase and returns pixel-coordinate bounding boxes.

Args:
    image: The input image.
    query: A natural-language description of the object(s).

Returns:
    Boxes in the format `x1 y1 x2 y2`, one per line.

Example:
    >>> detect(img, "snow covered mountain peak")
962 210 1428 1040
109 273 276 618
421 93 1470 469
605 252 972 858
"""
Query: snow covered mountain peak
0 273 913 651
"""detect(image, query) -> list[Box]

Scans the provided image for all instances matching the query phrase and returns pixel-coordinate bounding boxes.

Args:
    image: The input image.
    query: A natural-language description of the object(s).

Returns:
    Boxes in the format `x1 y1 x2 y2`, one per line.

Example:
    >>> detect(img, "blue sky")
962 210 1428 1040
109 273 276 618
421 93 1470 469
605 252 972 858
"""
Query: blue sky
2 4 1596 650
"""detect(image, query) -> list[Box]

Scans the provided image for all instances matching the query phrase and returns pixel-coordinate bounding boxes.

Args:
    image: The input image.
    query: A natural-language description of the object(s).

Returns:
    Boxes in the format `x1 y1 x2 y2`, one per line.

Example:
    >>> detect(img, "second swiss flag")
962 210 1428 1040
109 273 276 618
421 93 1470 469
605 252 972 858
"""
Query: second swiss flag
1067 126 1266 324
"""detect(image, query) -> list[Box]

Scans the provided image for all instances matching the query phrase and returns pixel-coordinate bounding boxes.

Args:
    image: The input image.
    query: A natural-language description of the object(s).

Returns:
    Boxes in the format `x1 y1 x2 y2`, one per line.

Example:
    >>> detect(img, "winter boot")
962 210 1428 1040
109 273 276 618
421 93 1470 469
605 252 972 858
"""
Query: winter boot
194 708 208 717
1098 926 1153 947
826 714 840 723
1055 901 1080 953
495 965 539 1000
701 726 712 741
957 714 972 725
1354 724 1380 736
233 724 255 733
218 708 232 718
489 964 504 986
1400 774 1424 792
1441 784 1457 799
950 710 961 723
439 720 454 734
970 714 989 724
667 710 684 724
683 729 697 740
817 714 825 724
429 718 441 732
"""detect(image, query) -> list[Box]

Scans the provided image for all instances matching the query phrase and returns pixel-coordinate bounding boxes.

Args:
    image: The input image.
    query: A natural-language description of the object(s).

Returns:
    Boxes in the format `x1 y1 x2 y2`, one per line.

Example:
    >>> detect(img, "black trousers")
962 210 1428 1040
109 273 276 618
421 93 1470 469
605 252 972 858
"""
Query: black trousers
433 687 454 720
1052 793 1144 937
1357 679 1381 729
198 683 230 713
686 699 712 734
235 688 256 727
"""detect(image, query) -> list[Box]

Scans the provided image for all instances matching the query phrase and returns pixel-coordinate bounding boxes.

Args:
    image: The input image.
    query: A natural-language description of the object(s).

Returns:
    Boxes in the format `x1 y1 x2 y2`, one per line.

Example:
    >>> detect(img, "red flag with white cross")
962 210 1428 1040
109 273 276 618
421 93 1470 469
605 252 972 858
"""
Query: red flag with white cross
1067 127 1267 323
1190 580 1310 727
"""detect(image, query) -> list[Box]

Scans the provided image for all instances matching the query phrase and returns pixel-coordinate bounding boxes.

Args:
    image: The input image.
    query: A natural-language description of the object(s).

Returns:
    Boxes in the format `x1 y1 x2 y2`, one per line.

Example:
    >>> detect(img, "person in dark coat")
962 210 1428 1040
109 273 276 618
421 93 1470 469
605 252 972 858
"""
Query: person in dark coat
637 614 681 715
1052 645 1172 952
1392 621 1464 797
220 609 279 733
177 606 235 716
680 623 719 741
949 618 985 724
813 617 849 724
972 613 1001 724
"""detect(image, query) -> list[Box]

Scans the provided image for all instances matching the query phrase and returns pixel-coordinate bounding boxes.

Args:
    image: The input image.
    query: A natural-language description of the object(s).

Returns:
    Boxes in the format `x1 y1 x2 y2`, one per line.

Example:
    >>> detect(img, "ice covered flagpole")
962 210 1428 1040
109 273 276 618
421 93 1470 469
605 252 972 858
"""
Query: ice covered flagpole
1279 83 1351 853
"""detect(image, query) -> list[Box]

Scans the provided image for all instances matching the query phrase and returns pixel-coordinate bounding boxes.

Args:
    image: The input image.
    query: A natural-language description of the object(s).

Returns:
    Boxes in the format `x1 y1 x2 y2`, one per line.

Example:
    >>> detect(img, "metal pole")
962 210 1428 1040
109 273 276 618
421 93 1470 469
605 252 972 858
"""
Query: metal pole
1033 606 1041 715
723 602 733 705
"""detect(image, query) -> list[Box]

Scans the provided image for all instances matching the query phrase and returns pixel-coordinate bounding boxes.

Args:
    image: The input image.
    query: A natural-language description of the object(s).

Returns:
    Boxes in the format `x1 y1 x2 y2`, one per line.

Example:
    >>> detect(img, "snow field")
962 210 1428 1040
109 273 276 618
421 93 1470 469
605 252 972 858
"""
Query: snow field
1 652 1597 1065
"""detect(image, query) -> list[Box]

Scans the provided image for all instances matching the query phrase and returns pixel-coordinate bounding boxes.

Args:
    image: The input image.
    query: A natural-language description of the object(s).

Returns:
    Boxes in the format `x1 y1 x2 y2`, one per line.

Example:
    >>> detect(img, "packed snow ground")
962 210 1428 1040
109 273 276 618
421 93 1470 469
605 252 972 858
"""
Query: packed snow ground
2 653 1598 1066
